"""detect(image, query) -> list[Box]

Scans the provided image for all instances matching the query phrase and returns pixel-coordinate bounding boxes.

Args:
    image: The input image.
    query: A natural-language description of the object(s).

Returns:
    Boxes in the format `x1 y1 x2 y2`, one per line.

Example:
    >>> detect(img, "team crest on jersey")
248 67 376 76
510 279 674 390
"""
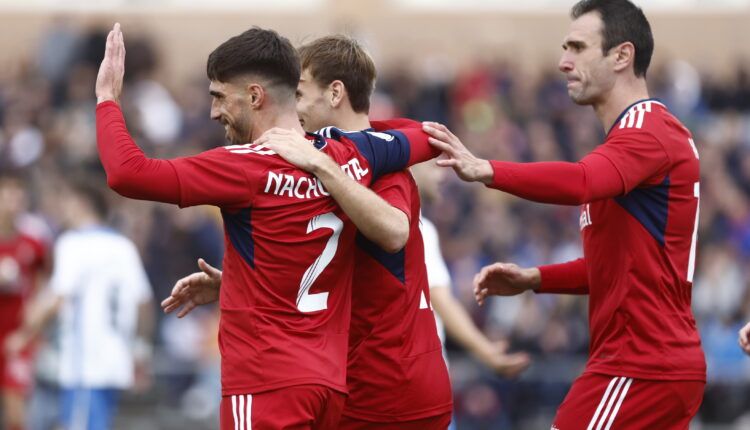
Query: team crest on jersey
224 143 276 155
579 203 592 231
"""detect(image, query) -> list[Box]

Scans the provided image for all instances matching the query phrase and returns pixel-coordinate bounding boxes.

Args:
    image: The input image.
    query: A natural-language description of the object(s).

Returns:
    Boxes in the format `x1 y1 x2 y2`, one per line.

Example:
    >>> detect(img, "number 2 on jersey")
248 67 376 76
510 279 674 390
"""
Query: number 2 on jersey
296 212 343 312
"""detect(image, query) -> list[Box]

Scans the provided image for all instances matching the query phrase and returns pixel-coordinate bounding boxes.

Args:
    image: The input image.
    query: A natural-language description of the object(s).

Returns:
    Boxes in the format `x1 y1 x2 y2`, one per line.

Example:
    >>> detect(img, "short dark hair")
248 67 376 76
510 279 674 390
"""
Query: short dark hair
571 0 654 77
207 27 300 92
298 35 376 114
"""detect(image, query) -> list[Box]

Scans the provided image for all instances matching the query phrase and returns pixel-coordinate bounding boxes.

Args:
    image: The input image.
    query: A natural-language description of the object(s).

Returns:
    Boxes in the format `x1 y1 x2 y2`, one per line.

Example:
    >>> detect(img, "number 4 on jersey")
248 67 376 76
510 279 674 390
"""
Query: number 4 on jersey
297 212 343 313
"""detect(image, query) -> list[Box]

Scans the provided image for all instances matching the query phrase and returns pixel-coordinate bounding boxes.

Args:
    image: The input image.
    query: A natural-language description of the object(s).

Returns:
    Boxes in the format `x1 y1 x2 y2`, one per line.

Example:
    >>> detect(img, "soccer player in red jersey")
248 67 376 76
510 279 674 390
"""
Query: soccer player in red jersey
95 25 437 430
423 0 705 428
0 175 48 430
165 35 455 429
289 36 453 430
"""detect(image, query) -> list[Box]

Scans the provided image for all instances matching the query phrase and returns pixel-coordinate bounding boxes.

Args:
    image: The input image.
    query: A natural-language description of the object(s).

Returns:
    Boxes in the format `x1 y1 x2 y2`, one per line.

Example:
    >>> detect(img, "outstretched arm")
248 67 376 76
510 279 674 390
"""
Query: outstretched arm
536 258 589 294
422 122 626 205
474 258 588 303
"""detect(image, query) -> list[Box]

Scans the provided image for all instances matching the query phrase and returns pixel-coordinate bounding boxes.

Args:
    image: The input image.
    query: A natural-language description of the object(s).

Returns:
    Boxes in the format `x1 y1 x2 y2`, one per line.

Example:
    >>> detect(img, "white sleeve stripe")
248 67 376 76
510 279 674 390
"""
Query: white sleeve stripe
635 104 646 129
619 101 653 130
626 108 637 128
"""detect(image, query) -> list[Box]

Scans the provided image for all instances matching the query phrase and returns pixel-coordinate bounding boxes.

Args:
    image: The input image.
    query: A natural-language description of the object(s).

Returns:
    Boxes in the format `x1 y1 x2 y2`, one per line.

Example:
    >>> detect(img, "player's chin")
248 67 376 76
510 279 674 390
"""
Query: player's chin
569 91 593 106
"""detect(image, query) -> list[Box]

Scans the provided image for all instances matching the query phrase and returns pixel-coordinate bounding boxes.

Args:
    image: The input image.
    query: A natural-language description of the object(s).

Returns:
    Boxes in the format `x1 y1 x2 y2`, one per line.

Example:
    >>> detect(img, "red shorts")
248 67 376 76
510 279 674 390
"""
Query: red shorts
552 373 704 430
220 384 346 430
337 412 452 430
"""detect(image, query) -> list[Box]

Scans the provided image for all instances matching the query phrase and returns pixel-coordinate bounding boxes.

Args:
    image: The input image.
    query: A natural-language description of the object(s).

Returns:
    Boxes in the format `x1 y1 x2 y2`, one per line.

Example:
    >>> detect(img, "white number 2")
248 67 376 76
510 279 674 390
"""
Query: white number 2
296 212 343 312
687 137 700 283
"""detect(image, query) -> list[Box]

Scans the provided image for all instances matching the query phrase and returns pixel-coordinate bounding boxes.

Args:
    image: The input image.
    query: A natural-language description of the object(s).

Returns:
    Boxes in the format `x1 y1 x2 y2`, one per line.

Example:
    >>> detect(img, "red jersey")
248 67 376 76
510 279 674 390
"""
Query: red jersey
0 233 47 335
487 99 704 382
95 101 438 396
580 100 704 381
535 100 705 381
344 170 452 422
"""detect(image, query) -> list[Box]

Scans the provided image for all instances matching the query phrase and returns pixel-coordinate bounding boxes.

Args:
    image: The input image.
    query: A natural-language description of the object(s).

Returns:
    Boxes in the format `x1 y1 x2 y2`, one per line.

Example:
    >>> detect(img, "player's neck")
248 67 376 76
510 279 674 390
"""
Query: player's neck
331 109 371 132
594 78 650 132
251 107 305 141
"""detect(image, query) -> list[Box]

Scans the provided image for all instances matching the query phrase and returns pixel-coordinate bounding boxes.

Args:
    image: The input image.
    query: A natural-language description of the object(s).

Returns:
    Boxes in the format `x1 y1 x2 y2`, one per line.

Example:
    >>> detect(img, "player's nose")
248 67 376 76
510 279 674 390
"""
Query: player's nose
210 106 221 122
558 52 575 73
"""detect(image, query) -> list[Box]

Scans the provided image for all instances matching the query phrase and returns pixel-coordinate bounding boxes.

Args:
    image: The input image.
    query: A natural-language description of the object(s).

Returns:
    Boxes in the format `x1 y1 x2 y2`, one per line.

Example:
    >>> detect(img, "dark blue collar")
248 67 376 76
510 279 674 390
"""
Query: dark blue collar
306 132 328 150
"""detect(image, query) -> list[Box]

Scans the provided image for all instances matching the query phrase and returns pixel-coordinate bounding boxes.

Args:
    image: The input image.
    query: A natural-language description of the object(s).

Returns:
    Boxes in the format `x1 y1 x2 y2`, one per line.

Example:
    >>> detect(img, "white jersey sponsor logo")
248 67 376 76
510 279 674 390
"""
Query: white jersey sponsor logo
579 203 593 231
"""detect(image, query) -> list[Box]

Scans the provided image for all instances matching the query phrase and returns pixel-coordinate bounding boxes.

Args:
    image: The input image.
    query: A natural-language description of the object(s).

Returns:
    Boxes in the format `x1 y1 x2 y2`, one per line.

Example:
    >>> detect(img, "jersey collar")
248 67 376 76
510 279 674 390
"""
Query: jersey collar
607 97 664 136
305 132 328 150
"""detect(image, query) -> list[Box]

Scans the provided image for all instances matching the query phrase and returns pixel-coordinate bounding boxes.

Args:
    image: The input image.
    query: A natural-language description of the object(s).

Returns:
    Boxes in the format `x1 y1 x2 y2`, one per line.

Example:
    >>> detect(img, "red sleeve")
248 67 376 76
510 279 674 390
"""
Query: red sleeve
536 258 588 294
487 130 670 205
370 172 413 223
488 153 624 205
96 101 182 204
591 129 671 193
170 149 255 209
369 118 441 167
96 101 255 209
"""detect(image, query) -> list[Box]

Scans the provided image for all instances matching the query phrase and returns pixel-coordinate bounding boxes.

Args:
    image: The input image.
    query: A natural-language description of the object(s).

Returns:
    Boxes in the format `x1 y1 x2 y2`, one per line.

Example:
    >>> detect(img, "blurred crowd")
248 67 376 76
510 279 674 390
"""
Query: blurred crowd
2 21 750 429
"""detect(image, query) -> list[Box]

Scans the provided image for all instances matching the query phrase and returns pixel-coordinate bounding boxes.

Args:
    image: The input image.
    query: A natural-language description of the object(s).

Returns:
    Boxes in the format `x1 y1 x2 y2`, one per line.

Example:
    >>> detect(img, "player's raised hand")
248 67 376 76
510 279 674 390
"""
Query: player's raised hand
95 22 126 104
477 340 532 378
254 127 330 173
422 121 494 184
473 262 540 305
161 258 222 318
738 321 750 355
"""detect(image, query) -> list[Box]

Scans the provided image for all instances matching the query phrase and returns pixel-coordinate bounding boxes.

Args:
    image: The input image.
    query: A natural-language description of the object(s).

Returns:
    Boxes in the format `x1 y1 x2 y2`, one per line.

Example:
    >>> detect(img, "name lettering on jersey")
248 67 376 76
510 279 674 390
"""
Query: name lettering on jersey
579 203 592 231
618 101 664 130
263 158 370 199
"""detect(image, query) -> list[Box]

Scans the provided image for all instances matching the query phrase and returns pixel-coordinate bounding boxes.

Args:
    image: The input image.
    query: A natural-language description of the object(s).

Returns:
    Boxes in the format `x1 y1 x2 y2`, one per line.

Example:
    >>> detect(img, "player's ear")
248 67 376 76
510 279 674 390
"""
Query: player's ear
329 80 345 108
612 41 635 74
247 83 265 110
